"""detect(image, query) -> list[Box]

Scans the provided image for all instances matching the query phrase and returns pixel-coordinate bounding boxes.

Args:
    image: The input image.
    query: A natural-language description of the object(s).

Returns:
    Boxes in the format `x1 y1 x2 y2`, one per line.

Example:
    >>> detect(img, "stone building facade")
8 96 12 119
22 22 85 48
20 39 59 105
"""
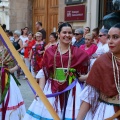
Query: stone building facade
59 0 99 31
0 0 33 31
0 0 9 30
0 0 116 34
9 0 33 31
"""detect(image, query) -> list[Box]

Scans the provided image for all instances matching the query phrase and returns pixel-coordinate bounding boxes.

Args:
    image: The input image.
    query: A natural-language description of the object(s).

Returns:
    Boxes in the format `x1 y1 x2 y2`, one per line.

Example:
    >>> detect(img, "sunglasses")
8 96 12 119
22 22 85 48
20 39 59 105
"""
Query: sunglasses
99 34 106 37
74 33 80 36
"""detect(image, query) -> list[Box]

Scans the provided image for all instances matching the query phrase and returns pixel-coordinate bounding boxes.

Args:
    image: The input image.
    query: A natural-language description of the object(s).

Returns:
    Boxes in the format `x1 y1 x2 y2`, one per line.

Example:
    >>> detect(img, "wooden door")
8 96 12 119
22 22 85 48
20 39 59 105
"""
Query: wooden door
32 0 58 42
47 0 58 38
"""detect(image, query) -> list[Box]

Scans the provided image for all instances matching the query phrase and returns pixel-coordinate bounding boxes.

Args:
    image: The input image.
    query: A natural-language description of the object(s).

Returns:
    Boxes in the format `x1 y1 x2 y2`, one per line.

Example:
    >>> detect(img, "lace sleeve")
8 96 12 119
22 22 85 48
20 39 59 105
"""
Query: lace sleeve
80 85 100 115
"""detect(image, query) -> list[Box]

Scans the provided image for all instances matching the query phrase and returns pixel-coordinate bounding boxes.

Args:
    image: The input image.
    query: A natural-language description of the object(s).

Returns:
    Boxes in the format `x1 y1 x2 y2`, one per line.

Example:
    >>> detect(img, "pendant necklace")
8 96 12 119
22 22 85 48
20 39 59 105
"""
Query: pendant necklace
113 55 120 60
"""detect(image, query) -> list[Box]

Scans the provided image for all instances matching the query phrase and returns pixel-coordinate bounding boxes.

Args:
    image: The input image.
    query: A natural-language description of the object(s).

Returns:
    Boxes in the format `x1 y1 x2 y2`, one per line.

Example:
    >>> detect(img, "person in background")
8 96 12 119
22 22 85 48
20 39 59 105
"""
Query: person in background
5 30 10 37
23 32 36 79
80 33 97 57
5 30 14 43
92 27 101 46
20 27 29 55
73 28 85 47
83 27 90 37
12 30 23 78
35 21 46 42
71 29 76 45
90 28 109 68
45 32 58 50
95 28 109 56
8 31 14 43
29 32 45 78
36 32 58 81
13 30 23 54
1 24 6 31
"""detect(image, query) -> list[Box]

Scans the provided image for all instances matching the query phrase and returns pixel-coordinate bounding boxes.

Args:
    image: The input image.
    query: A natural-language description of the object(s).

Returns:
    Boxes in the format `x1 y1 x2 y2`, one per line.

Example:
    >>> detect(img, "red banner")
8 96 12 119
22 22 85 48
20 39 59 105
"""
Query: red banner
65 5 86 21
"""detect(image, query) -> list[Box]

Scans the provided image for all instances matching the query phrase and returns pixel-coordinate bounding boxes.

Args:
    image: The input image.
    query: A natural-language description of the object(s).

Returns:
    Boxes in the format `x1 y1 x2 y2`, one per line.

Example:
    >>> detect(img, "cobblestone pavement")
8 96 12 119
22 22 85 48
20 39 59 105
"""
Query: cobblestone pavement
18 75 34 110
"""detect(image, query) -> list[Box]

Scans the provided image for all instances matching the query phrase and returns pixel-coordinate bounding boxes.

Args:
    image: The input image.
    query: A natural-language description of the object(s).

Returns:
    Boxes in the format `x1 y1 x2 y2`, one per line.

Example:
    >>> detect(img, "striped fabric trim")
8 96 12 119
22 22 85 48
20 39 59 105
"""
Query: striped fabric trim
27 110 53 120
0 101 24 112
27 110 76 120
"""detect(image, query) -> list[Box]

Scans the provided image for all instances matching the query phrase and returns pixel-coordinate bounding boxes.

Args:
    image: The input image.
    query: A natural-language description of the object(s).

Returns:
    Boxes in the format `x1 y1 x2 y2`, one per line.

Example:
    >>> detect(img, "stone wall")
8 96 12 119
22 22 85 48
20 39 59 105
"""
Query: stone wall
58 0 66 23
27 0 33 31
9 0 33 31
2 0 100 32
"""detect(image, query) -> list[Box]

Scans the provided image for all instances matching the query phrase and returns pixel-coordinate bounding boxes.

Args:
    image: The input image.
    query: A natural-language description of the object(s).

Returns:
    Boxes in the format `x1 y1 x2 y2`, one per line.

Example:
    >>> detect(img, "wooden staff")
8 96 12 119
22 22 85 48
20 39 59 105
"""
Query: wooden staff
0 26 60 120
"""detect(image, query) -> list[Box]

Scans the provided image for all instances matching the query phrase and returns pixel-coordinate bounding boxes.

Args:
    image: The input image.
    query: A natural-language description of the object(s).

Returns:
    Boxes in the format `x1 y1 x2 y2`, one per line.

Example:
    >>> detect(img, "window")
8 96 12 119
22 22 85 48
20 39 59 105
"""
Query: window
98 0 117 28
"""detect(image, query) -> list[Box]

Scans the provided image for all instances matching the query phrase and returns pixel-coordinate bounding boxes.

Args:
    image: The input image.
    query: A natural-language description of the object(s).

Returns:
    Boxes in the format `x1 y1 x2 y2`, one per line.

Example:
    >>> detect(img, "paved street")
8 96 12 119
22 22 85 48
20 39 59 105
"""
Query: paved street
18 75 34 110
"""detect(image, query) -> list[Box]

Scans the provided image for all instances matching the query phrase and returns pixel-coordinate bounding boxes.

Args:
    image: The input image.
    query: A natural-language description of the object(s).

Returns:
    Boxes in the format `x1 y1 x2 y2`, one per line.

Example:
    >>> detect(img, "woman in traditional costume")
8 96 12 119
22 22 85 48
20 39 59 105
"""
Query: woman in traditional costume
23 22 89 120
0 40 26 120
77 23 120 120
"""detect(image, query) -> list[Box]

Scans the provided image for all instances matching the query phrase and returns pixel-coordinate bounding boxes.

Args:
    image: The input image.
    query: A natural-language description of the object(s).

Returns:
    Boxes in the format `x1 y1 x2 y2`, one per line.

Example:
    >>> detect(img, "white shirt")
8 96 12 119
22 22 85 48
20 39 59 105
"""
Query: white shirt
90 43 109 69
20 35 28 53
71 36 76 45
96 43 109 55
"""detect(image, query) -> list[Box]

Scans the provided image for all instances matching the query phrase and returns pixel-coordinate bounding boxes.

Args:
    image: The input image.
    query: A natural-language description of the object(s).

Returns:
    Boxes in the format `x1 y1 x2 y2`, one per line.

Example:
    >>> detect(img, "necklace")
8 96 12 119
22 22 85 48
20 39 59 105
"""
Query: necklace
59 43 70 68
112 53 120 101
54 43 71 85
113 55 120 60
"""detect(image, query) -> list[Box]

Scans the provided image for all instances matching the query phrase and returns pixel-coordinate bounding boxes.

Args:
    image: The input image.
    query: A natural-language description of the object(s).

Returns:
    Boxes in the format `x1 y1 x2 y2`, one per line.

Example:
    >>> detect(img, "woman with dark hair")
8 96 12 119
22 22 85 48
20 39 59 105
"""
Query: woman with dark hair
83 27 90 37
20 27 29 55
23 22 89 120
92 27 100 45
45 32 58 50
1 24 6 31
21 27 29 35
77 23 120 120
8 31 14 43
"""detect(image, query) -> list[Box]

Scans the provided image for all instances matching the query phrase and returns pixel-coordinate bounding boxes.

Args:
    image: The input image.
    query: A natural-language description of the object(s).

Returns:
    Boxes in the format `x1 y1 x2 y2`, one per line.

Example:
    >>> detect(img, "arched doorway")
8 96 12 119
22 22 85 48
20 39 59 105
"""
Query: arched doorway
32 0 58 42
